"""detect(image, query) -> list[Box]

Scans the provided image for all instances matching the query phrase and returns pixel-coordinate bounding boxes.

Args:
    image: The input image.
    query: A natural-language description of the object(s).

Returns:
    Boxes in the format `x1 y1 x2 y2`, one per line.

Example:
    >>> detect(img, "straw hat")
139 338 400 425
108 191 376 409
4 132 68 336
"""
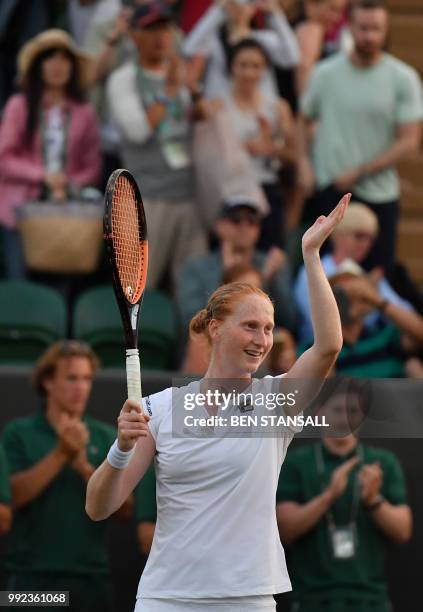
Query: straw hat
18 29 94 89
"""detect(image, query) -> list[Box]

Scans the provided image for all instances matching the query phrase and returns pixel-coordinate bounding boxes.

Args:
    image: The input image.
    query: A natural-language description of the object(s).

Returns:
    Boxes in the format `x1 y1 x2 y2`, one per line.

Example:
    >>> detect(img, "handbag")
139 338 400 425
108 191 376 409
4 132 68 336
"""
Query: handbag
16 200 103 274
192 110 270 230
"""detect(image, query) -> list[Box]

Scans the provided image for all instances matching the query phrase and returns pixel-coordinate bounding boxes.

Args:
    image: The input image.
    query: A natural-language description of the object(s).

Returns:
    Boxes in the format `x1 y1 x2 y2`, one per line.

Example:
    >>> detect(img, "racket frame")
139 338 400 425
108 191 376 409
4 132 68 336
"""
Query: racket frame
103 168 148 351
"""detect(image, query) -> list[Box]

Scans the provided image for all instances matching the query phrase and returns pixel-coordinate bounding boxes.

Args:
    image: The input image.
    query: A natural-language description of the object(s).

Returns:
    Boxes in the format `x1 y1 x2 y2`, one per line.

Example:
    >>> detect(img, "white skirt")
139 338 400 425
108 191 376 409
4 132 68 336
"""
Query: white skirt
135 596 276 611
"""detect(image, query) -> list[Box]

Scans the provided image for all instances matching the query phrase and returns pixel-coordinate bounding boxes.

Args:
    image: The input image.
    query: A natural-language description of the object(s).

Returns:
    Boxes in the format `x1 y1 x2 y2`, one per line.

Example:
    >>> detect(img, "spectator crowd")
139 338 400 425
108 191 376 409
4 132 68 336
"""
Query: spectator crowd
0 0 422 380
0 0 422 610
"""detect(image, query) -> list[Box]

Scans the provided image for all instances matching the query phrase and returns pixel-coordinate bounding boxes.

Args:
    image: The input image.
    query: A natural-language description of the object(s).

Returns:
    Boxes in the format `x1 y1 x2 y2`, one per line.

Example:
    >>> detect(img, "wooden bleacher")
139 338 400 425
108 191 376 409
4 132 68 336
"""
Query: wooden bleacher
388 0 423 283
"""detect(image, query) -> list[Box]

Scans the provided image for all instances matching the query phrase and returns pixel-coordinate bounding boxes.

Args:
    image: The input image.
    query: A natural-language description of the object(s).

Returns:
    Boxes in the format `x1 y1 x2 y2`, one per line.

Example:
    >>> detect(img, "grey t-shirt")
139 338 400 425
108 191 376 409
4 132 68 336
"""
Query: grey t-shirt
301 53 423 203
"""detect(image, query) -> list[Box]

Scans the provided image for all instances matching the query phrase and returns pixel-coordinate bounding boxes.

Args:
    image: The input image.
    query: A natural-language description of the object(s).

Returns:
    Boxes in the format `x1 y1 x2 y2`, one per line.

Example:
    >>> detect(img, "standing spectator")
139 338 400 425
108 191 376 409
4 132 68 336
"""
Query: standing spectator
107 1 207 292
1 341 132 612
183 0 300 99
68 0 103 47
0 0 55 111
295 0 348 94
0 30 101 279
299 0 423 273
83 4 135 188
180 0 212 34
276 387 412 612
210 38 297 250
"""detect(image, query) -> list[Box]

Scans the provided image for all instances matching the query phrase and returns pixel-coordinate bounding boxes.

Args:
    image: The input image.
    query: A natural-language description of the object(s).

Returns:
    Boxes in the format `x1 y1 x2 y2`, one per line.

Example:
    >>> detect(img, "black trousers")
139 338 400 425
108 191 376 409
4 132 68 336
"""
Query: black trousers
258 182 286 251
305 185 399 274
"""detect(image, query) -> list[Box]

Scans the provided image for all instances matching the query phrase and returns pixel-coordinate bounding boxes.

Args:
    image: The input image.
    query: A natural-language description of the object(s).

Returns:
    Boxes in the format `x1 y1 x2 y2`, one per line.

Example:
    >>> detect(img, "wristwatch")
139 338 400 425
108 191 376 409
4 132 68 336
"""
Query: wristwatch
365 494 386 512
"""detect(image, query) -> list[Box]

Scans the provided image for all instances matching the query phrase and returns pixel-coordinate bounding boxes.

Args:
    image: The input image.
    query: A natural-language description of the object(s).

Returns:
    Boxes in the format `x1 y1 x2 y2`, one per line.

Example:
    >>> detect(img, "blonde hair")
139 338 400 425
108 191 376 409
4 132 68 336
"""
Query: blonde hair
32 340 99 396
333 202 379 237
190 282 273 343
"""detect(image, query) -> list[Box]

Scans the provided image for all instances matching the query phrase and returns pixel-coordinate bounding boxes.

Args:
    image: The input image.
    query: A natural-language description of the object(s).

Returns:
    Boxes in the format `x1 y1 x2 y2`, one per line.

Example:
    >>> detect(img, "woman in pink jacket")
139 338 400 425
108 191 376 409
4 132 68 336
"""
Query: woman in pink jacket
0 29 102 278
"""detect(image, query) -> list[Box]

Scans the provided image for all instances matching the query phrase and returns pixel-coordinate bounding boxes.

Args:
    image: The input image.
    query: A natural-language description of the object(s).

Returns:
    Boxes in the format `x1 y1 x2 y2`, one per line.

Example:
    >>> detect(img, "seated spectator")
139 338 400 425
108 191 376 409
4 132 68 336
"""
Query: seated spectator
183 0 300 99
135 463 157 558
178 195 296 335
276 385 412 612
209 39 297 250
0 444 12 536
298 0 423 273
0 29 101 279
265 327 297 375
107 1 207 292
295 0 348 94
295 203 415 344
330 270 423 377
222 262 264 286
1 341 133 611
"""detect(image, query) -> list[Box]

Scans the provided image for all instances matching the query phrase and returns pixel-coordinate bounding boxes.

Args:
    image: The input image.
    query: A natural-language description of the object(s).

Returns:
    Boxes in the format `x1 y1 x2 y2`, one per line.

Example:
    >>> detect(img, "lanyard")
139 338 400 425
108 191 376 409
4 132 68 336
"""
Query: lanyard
315 442 362 531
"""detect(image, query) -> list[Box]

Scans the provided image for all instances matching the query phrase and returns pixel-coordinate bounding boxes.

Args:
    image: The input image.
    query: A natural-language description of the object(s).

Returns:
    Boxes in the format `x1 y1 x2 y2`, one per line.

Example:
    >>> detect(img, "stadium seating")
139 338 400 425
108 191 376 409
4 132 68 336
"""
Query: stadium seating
73 286 177 370
0 280 67 364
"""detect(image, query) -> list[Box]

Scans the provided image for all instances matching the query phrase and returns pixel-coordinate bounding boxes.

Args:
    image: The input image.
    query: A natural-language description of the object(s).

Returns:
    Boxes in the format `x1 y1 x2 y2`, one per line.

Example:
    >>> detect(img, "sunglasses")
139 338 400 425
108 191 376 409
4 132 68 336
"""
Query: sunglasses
228 213 260 226
352 231 375 242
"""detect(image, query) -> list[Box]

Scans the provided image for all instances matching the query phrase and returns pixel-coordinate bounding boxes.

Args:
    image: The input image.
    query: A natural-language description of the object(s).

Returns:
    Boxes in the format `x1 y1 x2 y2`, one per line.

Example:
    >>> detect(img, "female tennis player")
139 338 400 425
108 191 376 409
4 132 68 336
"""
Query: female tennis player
86 193 351 612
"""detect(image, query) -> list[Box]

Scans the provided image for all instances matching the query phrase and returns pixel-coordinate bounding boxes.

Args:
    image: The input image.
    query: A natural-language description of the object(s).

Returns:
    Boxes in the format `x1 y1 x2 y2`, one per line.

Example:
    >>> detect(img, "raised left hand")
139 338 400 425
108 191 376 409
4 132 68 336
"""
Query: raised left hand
302 193 351 255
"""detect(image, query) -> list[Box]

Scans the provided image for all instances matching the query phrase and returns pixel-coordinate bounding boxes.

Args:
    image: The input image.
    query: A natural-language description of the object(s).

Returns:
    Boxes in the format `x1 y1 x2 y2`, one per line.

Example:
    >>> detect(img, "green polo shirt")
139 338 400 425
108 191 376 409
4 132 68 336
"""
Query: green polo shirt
298 323 404 378
134 464 157 523
277 442 407 603
2 412 116 575
0 444 11 504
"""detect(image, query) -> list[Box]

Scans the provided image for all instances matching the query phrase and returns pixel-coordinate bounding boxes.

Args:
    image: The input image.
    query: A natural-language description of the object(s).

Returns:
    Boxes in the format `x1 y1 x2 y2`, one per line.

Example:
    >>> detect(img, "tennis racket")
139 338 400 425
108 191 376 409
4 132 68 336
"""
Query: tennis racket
104 169 148 411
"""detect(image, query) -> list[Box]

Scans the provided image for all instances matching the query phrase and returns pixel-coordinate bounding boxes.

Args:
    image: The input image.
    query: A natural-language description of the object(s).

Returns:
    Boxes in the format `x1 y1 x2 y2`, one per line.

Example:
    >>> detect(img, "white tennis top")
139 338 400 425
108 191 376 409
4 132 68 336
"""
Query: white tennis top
137 376 300 600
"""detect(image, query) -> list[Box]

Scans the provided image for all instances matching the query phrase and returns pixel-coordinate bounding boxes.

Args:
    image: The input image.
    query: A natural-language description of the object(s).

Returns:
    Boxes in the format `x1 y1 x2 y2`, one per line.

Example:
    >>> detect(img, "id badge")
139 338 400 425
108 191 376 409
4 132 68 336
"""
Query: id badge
161 141 191 170
330 526 356 559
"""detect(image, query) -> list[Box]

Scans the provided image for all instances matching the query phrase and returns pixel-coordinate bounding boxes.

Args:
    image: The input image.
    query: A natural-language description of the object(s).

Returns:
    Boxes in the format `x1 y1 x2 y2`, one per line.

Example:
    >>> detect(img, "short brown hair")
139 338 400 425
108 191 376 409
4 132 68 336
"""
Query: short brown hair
32 340 99 396
351 0 387 14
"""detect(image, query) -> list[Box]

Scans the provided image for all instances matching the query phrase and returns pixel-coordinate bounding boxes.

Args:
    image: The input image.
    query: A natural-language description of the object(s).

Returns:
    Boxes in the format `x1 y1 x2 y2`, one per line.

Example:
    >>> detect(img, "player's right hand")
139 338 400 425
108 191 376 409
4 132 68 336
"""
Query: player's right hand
117 400 151 452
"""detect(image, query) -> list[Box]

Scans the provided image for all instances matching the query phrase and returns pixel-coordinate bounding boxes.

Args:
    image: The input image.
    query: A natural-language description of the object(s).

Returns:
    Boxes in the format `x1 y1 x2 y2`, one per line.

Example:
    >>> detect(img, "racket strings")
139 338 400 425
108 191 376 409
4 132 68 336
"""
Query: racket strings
111 176 148 304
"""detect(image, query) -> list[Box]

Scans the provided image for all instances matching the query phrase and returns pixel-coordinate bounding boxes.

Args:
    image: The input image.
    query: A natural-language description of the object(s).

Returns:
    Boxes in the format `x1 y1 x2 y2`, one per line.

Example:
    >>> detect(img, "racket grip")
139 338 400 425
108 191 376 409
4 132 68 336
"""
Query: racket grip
126 349 143 410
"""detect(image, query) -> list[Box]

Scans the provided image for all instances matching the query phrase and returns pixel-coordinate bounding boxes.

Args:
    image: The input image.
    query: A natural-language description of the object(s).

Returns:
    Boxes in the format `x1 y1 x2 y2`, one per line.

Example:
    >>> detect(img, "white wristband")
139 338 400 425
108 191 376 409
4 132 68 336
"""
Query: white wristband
107 440 135 470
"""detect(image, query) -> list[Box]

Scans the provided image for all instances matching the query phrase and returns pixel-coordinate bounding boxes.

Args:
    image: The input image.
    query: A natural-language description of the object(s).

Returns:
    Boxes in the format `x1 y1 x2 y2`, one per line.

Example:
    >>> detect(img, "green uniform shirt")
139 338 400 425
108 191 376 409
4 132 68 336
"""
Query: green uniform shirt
2 412 116 575
301 53 423 203
299 323 404 379
134 464 157 523
0 444 11 504
276 442 407 603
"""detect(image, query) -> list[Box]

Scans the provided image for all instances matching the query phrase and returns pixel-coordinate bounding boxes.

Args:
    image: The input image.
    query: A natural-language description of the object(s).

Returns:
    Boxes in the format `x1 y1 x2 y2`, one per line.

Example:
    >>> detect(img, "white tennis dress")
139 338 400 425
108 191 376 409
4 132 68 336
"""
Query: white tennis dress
135 377 301 611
